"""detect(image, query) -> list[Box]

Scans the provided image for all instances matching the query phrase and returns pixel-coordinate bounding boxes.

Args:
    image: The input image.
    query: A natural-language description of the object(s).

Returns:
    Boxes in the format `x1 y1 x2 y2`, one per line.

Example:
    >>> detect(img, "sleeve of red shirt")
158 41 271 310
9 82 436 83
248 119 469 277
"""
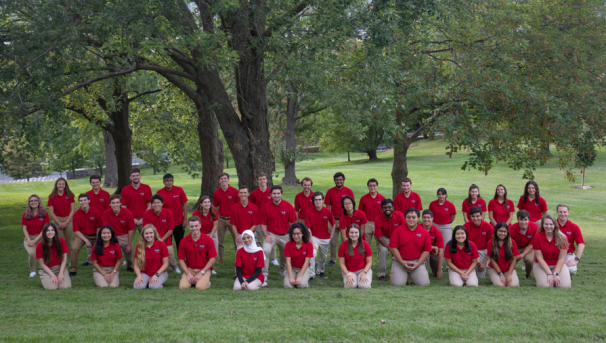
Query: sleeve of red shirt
90 246 99 260
72 214 81 232
530 234 539 249
145 186 152 204
127 211 136 231
328 212 335 226
60 238 69 253
508 200 515 212
423 233 432 252
235 250 243 267
288 206 296 223
304 215 312 230
435 230 444 249
418 195 424 211
444 246 452 259
160 242 169 258
364 241 372 257
388 230 399 249
294 195 301 211
374 222 383 238
324 189 332 207
255 251 265 268
360 212 368 225
229 204 238 225
212 191 219 208
337 241 346 258
283 242 292 257
20 213 26 225
451 202 457 215
181 188 188 204
116 245 123 259
471 244 479 259
142 211 150 226
486 240 493 258
207 239 217 258
540 197 548 212
574 225 585 245
516 196 523 210
339 219 345 231
488 200 495 212
260 205 268 225
95 212 103 229
167 210 175 229
46 196 53 208
512 241 519 256
306 242 314 256
121 193 127 207
177 242 186 260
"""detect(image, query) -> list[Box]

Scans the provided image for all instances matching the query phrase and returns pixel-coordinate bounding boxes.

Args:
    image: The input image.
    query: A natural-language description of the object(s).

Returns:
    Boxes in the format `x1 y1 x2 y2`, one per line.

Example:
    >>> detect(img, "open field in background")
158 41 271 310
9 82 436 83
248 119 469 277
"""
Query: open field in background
1 139 605 342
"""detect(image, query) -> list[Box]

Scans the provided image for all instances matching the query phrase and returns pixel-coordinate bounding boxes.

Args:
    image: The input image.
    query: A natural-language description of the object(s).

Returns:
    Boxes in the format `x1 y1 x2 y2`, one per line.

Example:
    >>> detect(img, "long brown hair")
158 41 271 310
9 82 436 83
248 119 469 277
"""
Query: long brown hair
493 184 508 212
490 223 514 262
346 224 365 257
538 214 568 249
522 180 540 205
25 194 47 220
136 224 162 270
41 223 63 265
49 177 75 200
197 195 216 221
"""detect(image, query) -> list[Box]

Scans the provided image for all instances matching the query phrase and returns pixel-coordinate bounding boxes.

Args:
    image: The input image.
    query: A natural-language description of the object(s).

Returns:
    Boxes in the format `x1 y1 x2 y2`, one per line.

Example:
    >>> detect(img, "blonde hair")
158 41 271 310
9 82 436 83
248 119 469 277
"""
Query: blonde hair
538 214 568 249
136 224 162 270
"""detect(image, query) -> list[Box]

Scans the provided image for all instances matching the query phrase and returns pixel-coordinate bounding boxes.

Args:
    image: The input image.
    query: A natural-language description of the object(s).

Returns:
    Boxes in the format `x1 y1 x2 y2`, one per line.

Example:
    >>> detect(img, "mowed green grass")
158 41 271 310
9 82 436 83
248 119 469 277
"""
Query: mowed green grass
1 139 605 342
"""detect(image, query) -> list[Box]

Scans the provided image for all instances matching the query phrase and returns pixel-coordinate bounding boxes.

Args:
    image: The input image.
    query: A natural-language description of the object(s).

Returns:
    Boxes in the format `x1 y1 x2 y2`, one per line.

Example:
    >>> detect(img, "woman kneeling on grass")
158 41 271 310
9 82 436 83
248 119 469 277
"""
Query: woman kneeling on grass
90 225 122 288
134 224 169 289
284 223 313 289
445 226 479 287
22 194 49 277
487 223 520 287
36 223 71 290
234 230 265 290
339 224 372 289
531 215 571 288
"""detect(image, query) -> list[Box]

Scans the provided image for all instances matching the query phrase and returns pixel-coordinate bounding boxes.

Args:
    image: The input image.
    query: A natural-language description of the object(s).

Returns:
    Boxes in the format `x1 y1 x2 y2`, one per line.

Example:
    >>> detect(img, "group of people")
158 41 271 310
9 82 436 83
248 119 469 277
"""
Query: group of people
21 170 585 290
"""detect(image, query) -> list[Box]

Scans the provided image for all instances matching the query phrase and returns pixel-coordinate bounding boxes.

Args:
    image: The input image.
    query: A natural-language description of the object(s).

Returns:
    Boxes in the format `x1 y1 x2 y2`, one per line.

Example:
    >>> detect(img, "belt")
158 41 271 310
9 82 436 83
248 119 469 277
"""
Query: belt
334 217 340 220
219 215 231 220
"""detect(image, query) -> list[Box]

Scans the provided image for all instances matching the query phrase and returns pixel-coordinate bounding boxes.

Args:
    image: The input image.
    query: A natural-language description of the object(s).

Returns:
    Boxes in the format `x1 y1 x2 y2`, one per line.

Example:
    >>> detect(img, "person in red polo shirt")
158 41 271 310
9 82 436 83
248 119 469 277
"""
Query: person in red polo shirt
394 177 423 213
156 173 189 252
510 210 539 279
69 193 103 276
85 175 111 266
388 208 432 286
324 172 354 266
143 194 179 273
556 204 585 275
530 214 571 288
294 177 314 224
463 206 494 279
212 172 239 264
234 230 266 290
133 224 169 289
461 184 486 222
261 185 297 284
421 210 445 280
374 199 405 281
250 173 277 265
428 188 457 247
193 196 219 265
103 194 136 272
487 223 519 287
22 194 49 277
445 226 479 287
305 191 335 280
339 196 367 241
47 178 75 260
178 216 217 290
36 223 72 290
517 181 548 226
358 178 385 243
488 184 514 226
284 224 314 289
90 225 122 288
338 224 372 289
230 185 260 248
121 168 152 233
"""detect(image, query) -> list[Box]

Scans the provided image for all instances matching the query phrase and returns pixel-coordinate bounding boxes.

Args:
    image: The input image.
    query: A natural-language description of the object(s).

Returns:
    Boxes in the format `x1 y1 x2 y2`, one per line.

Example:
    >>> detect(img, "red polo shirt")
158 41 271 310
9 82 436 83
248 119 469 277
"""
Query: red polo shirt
338 240 372 272
461 198 487 220
388 225 432 260
426 225 445 250
47 193 75 217
260 200 296 235
212 186 239 217
358 193 385 223
284 241 314 269
444 241 479 270
558 220 584 254
230 202 260 234
157 186 188 225
394 191 423 213
429 200 457 225
90 242 123 267
294 191 314 220
517 196 548 222
339 210 368 239
509 222 539 248
121 183 152 218
250 187 272 209
487 239 519 271
324 186 355 218
193 210 218 235
531 231 564 265
135 240 168 276
464 220 494 250
143 208 175 246
488 198 514 223
235 249 265 283
36 238 69 267
177 234 217 269
21 213 49 235
86 188 110 213
374 211 406 239
73 207 103 236
305 206 335 239
102 208 135 236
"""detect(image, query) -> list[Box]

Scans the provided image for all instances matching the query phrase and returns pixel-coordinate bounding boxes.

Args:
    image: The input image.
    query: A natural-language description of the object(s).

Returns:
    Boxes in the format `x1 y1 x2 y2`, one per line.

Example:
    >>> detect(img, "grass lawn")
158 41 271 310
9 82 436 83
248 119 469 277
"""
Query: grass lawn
1 139 605 342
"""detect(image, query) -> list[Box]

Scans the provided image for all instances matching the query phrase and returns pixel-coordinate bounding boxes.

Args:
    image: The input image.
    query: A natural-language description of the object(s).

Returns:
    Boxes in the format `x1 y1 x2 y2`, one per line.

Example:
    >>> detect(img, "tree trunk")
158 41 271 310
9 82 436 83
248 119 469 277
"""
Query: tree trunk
367 150 378 161
226 158 229 169
105 95 133 195
282 96 299 186
195 102 223 204
102 128 118 188
391 109 410 198
347 151 350 162
582 167 585 188
217 139 225 172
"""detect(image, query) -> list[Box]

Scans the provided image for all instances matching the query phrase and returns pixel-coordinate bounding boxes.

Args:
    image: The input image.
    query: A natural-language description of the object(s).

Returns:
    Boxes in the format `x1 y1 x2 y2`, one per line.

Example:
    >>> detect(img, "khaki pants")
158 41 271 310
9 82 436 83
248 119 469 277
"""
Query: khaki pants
263 232 288 277
476 249 488 279
93 266 120 288
116 234 134 269
24 235 38 273
40 265 72 290
55 216 73 261
70 233 97 272
296 218 305 225
310 237 331 276
365 221 375 244
448 269 478 287
377 238 391 277
342 269 373 289
205 232 219 259
167 245 178 270
533 263 571 288
487 268 519 287
434 223 452 247
233 278 263 290
518 248 534 275
136 222 142 234
390 258 430 286
565 254 578 275
133 272 168 289
284 267 311 289
255 225 276 260
217 217 236 260
329 219 341 262
179 268 212 290
424 254 442 277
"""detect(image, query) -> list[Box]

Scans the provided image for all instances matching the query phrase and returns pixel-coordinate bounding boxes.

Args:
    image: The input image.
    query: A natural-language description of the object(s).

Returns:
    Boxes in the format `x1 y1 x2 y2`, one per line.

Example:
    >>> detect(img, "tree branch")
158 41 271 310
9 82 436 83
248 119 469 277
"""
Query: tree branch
263 2 308 38
127 89 163 103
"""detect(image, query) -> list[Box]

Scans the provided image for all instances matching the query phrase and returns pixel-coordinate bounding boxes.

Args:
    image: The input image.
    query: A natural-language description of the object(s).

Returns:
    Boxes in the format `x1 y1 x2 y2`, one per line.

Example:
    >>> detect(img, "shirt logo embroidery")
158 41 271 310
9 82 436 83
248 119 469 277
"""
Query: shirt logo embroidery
482 232 487 235
100 199 105 202
120 220 125 224
200 245 205 248
90 217 95 220
281 211 286 215
154 249 160 253
174 195 179 198
140 192 145 196
445 208 449 211
110 251 115 255
566 231 572 235
356 220 360 223
416 234 422 237
303 251 307 255
248 211 253 215
228 196 233 199
39 218 44 221
254 257 257 260
162 219 167 223
507 206 510 209
394 224 399 227
323 216 327 219
377 201 381 204
412 200 416 203
527 235 533 238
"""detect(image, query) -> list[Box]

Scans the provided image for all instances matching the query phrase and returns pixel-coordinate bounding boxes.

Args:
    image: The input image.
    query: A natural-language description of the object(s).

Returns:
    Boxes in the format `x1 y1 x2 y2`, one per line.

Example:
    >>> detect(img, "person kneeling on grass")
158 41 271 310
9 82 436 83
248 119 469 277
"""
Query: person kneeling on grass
339 224 372 289
133 224 169 289
178 216 217 290
36 223 72 290
445 226 479 287
234 230 265 290
284 223 313 289
90 225 122 288
487 223 520 287
530 215 571 288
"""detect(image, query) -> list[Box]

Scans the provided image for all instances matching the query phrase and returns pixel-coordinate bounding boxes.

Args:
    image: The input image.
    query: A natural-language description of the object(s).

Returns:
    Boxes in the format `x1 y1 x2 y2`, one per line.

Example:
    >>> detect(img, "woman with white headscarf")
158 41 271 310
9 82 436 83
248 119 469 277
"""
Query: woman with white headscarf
234 229 266 290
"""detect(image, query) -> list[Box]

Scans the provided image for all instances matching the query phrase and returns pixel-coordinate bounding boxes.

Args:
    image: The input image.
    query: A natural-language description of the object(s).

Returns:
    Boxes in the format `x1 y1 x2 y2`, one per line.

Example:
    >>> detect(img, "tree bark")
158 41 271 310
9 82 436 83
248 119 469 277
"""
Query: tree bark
348 151 351 162
282 96 299 186
102 128 118 188
367 150 378 161
391 109 410 198
195 101 223 204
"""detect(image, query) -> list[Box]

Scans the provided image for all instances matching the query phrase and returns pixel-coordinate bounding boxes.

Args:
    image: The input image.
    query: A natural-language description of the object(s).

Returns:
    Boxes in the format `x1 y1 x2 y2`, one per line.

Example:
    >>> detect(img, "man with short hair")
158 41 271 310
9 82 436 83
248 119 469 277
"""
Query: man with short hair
250 173 278 265
69 194 103 276
230 185 260 248
510 210 539 279
294 177 314 224
143 194 180 273
463 206 494 278
212 172 239 264
374 199 405 281
178 216 217 290
421 209 445 280
358 178 385 243
556 204 585 275
83 174 110 266
156 173 189 252
394 177 423 213
121 168 152 233
103 194 136 272
324 172 355 266
305 191 335 280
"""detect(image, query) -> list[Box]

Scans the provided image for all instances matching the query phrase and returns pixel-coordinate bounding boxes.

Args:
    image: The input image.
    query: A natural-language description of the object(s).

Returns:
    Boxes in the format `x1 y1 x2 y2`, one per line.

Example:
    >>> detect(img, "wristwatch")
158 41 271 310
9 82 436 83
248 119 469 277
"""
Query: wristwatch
497 271 503 275
112 269 118 273
575 257 580 261
201 270 206 275
155 272 160 277
553 272 559 276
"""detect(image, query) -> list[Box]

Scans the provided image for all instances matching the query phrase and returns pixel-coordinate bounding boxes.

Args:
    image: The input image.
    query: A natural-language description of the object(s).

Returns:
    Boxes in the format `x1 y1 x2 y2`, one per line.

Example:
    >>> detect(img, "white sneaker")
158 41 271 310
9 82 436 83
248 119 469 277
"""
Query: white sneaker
212 270 217 275
262 281 268 287
122 260 127 266
280 270 287 276
522 265 526 270
29 272 37 277
271 259 279 266
173 267 182 274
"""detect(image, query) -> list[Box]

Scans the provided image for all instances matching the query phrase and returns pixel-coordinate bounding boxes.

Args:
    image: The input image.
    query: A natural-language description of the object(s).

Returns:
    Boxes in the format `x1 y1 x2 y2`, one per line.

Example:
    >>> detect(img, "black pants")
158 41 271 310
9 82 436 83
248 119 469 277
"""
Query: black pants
173 224 185 251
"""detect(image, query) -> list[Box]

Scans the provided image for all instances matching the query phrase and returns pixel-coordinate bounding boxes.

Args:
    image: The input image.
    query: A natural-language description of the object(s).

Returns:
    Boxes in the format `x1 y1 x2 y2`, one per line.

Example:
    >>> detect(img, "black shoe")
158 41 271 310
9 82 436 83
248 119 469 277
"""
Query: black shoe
68 272 76 277
319 272 328 278
126 268 134 272
325 261 335 266
80 262 92 267
309 277 315 282
378 276 385 281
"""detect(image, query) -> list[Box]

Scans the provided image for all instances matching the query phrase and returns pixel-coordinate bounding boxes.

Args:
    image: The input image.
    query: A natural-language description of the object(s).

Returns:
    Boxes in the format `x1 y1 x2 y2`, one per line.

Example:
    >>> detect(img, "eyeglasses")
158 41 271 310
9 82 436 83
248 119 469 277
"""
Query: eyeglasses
293 232 302 236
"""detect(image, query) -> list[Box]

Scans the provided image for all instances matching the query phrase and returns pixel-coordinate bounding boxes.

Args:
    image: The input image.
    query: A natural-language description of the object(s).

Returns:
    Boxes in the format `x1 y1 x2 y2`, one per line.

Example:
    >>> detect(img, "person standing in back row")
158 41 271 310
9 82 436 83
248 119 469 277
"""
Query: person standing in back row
358 178 385 244
394 178 423 213
22 194 49 277
102 194 136 272
463 206 494 278
250 173 279 266
121 168 152 233
230 185 260 249
156 173 189 252
488 184 514 226
461 184 486 222
212 173 239 264
305 191 335 281
84 175 110 267
428 188 456 247
324 172 354 266
294 177 314 224
517 181 548 226
509 210 538 279
69 194 103 276
47 178 75 261
143 194 179 273
556 204 584 276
